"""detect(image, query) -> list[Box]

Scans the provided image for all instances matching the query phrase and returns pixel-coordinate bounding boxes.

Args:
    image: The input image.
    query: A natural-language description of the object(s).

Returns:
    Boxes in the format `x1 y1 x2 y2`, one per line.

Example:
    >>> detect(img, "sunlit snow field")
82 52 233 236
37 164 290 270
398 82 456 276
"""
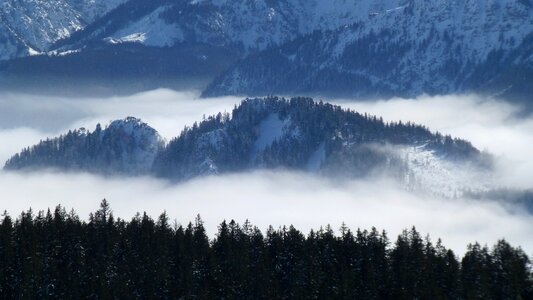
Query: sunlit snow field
0 89 532 255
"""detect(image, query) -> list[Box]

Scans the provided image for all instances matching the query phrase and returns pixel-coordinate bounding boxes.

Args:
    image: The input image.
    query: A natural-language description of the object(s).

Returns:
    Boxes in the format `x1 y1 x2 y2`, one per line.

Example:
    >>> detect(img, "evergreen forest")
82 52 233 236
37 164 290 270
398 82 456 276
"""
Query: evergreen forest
0 200 530 299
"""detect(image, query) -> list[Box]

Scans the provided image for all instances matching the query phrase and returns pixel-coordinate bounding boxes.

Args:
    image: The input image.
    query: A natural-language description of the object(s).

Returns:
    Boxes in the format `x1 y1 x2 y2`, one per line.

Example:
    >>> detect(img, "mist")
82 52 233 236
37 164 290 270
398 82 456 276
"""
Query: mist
1 90 532 255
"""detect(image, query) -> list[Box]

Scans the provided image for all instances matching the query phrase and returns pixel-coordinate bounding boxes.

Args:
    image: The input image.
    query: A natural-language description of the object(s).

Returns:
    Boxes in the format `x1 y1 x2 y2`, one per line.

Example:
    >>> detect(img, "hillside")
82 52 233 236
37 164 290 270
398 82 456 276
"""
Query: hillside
4 97 491 196
4 117 164 175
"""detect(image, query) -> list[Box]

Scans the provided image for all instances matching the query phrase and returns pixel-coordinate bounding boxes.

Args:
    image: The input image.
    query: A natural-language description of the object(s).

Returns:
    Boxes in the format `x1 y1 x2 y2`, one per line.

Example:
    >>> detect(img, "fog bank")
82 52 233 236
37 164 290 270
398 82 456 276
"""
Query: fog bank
1 90 532 255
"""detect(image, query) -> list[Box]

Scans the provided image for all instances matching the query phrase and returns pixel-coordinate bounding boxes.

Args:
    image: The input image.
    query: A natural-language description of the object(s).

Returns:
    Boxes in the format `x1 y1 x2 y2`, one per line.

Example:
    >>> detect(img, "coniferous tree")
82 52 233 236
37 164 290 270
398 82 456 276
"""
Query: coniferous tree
0 201 530 299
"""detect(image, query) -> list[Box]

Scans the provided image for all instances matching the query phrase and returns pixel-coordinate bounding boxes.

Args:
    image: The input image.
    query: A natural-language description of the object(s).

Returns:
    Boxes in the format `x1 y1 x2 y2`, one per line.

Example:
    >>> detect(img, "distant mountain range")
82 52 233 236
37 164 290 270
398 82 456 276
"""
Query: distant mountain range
203 1 533 101
0 0 126 60
4 97 492 197
0 0 531 101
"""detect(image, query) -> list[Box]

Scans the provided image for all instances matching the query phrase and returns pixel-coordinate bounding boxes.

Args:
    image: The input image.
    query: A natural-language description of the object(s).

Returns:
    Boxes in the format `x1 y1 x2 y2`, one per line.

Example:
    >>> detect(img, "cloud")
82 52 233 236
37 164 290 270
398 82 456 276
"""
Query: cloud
0 170 531 256
0 90 532 255
332 94 533 189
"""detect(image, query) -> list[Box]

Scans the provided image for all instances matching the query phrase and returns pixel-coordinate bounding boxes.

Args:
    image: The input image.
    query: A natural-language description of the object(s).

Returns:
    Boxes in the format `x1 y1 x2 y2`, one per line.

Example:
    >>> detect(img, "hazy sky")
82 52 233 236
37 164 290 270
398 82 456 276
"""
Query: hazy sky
0 90 532 255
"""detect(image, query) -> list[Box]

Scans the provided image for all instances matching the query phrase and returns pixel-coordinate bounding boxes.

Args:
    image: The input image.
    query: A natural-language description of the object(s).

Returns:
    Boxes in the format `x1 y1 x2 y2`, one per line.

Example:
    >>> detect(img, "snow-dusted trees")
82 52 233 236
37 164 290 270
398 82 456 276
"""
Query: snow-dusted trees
4 97 484 181
154 96 483 180
4 117 164 175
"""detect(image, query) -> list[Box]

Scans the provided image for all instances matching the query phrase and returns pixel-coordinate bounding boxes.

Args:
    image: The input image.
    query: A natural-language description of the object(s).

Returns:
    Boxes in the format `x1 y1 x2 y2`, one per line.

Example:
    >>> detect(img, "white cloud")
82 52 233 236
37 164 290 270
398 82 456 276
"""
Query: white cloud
0 170 530 256
332 94 533 189
0 90 532 255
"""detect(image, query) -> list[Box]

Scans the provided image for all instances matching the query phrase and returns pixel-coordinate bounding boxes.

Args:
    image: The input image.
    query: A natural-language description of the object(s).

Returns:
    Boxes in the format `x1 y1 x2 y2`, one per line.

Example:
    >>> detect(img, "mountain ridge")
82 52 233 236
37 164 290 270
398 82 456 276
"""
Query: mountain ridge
1 0 531 101
203 0 533 99
0 0 127 60
4 97 492 197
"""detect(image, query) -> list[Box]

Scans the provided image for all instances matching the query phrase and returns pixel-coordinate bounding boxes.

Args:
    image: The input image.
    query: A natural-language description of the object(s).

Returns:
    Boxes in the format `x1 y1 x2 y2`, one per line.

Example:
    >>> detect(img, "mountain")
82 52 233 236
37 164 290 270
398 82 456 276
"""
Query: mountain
152 97 491 196
0 0 127 61
4 117 164 175
203 0 533 100
4 97 491 196
53 0 407 53
2 0 530 101
0 0 533 102
0 42 239 96
4 0 404 96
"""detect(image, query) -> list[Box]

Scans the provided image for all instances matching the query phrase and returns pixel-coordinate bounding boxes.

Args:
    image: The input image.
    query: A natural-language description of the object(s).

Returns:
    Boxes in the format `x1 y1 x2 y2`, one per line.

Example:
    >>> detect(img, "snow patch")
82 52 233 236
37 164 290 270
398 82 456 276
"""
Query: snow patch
105 33 147 44
253 113 286 152
250 113 294 161
401 145 492 198
28 47 41 56
109 6 184 47
307 142 326 171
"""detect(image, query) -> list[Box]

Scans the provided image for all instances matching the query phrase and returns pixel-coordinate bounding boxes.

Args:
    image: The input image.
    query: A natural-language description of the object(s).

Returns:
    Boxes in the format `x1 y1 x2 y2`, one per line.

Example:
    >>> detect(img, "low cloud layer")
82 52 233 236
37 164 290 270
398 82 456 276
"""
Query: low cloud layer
334 95 533 189
0 90 532 255
1 170 531 256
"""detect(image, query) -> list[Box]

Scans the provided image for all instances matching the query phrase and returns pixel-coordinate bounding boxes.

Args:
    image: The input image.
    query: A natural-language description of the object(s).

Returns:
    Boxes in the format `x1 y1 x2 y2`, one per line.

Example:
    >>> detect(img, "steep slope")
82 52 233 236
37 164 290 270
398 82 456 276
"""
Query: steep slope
204 0 533 99
0 22 32 61
0 0 127 60
4 117 164 175
55 0 406 52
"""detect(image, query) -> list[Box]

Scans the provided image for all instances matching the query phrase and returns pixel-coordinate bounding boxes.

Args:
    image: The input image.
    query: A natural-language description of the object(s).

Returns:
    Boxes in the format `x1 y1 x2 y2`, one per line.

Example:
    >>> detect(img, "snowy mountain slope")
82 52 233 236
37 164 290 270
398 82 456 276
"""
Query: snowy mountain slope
0 21 34 61
58 0 532 58
55 0 409 52
3 0 532 100
400 145 492 198
0 0 127 60
204 0 533 98
106 6 185 47
68 0 127 24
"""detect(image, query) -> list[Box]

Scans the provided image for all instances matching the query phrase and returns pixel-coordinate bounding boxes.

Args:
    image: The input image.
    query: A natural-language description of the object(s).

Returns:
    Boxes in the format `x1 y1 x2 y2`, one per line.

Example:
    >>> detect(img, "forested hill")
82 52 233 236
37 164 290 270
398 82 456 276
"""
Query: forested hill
4 117 164 175
153 97 483 182
0 200 530 299
4 97 489 195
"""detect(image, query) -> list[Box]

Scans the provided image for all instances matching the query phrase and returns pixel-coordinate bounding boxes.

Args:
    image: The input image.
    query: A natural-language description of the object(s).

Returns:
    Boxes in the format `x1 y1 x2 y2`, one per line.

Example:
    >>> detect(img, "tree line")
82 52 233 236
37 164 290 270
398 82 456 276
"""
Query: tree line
0 200 530 299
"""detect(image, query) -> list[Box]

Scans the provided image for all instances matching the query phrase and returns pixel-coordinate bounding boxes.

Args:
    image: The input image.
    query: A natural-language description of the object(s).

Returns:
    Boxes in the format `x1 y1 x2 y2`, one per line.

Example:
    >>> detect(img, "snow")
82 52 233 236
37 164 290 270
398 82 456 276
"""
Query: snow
199 158 219 175
0 0 127 60
401 144 492 198
27 47 41 56
106 117 164 174
105 33 147 45
46 48 82 56
197 129 226 150
306 142 326 171
109 6 184 47
253 113 286 152
214 0 533 96
250 113 293 161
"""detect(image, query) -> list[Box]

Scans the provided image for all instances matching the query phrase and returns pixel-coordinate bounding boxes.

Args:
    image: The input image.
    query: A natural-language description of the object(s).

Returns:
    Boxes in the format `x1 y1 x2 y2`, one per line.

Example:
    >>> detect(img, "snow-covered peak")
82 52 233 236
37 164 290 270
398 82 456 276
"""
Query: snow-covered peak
76 0 531 54
0 0 127 60
108 116 156 133
102 117 164 174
